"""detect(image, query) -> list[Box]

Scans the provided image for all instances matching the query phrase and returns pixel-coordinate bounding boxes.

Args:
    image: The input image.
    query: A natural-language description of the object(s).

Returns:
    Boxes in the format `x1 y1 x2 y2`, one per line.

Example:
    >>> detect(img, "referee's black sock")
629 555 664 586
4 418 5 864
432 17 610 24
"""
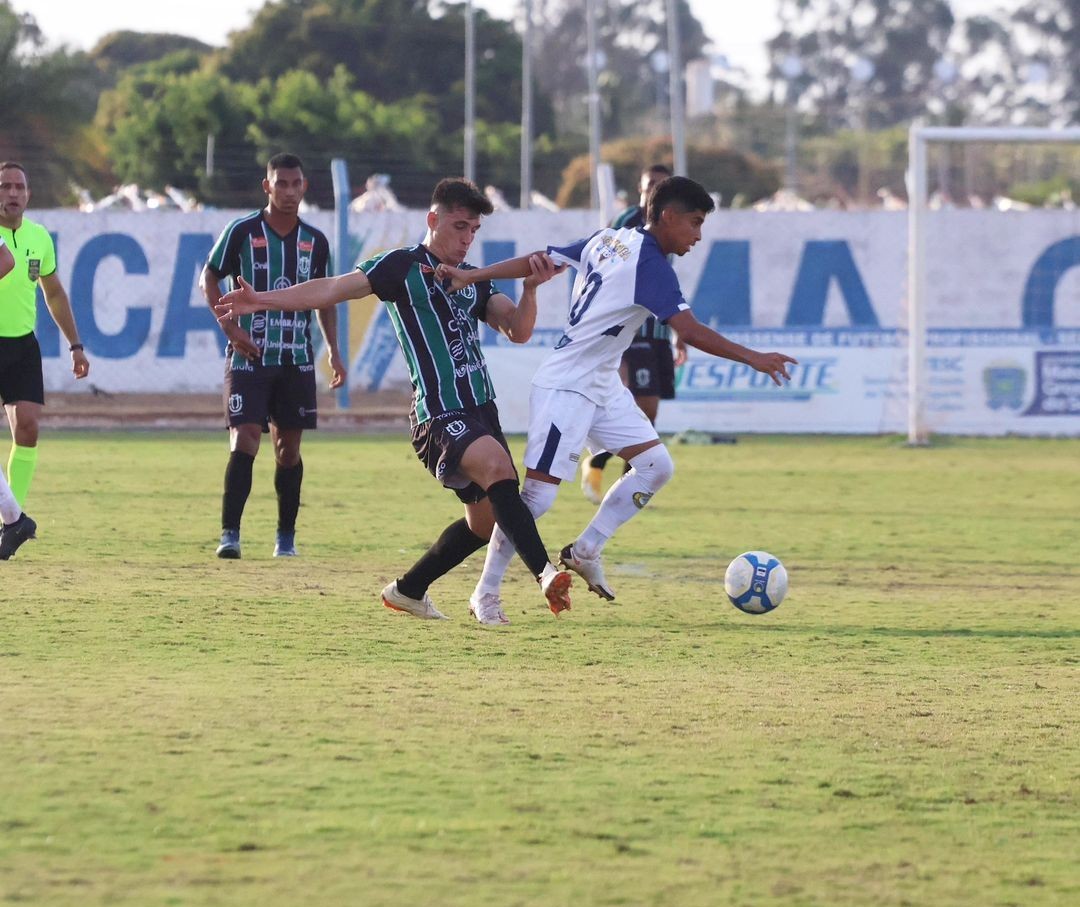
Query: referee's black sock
274 459 304 532
486 478 550 578
221 450 255 531
589 451 614 470
398 518 488 599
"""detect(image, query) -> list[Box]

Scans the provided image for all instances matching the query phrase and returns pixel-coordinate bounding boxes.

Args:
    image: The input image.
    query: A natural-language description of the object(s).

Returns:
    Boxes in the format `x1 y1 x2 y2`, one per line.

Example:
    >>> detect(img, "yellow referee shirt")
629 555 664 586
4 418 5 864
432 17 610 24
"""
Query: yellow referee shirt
0 218 56 338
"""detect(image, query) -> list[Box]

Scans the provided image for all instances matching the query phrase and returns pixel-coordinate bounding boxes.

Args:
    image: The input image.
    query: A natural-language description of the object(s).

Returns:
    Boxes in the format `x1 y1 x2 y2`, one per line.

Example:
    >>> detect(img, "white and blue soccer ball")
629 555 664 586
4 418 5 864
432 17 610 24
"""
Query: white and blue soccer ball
724 551 788 614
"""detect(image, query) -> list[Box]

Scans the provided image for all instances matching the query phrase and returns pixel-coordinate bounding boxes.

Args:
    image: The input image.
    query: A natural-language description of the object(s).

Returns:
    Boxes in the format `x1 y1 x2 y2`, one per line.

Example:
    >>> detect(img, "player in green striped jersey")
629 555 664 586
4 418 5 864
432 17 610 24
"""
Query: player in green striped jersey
214 178 573 623
200 153 345 560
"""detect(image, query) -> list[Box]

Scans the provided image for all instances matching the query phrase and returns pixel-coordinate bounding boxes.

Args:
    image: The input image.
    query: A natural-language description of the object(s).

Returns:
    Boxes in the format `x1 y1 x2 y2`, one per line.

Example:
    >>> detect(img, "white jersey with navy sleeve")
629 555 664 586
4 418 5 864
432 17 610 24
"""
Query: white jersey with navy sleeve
536 227 689 405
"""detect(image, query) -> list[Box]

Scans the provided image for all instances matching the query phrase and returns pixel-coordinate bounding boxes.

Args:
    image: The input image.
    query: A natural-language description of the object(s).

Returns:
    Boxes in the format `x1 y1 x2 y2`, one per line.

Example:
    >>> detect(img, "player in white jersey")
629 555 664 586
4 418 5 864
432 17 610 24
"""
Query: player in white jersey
438 176 796 619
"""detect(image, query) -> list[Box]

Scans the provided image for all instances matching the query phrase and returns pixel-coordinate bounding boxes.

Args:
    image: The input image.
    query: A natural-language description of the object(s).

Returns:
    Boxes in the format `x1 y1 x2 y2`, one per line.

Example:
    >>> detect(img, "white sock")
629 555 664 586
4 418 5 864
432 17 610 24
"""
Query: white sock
475 478 560 595
0 474 21 525
574 446 675 559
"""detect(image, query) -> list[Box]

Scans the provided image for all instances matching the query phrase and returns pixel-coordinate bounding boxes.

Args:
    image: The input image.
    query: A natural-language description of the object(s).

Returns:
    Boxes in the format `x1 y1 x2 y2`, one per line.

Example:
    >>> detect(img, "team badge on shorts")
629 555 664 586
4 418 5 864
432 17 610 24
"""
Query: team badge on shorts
228 393 243 415
445 420 467 438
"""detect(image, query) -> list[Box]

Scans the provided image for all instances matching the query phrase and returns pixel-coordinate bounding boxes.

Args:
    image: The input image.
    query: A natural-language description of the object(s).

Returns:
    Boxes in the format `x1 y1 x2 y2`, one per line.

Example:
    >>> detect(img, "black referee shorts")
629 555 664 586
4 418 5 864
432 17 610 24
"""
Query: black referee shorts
0 332 45 406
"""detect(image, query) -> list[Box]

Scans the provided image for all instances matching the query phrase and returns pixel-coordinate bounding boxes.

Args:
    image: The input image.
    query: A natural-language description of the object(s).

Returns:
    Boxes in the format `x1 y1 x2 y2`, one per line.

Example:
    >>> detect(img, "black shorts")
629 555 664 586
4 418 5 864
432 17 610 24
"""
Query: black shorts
0 333 45 406
623 337 676 400
411 400 514 504
223 361 318 431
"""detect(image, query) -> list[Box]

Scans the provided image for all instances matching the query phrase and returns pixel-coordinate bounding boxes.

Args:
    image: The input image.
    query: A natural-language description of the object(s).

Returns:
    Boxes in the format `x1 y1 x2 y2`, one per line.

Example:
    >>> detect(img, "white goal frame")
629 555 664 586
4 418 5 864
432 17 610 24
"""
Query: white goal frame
906 125 1080 444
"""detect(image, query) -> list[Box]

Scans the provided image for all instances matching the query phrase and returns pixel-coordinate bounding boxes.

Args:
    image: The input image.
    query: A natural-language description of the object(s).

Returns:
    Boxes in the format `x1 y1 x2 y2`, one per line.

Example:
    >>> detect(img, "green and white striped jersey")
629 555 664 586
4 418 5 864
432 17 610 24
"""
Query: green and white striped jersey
360 245 499 425
207 211 330 367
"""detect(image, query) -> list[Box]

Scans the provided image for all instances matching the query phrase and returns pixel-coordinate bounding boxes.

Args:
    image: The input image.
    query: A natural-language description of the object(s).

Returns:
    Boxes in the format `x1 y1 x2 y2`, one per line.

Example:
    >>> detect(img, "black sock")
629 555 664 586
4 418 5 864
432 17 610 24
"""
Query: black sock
486 478 550 578
222 450 255 531
274 459 304 533
398 518 488 599
589 451 614 470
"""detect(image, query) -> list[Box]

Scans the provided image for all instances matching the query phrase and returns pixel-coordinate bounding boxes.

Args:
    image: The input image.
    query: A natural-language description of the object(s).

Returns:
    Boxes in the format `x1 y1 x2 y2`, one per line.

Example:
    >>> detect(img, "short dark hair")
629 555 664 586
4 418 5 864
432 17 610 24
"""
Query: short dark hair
644 163 673 179
0 162 28 183
431 177 493 216
267 153 304 175
646 176 715 224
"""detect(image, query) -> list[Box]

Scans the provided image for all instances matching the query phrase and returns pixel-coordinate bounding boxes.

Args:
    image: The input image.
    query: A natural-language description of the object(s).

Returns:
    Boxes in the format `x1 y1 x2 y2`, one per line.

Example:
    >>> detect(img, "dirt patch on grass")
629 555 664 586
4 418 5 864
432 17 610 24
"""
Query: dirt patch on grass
40 390 412 432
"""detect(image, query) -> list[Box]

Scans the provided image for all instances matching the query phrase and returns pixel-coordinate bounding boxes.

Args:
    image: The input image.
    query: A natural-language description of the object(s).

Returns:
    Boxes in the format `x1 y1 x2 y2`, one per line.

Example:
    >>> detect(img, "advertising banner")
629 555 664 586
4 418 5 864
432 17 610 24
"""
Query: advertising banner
28 208 1080 435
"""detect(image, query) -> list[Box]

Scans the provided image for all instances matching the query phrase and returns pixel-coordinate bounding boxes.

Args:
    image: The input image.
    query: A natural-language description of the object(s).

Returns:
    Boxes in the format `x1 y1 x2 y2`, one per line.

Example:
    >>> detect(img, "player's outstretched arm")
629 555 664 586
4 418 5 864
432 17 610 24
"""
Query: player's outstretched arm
668 310 797 386
485 253 566 344
436 253 543 292
215 271 372 321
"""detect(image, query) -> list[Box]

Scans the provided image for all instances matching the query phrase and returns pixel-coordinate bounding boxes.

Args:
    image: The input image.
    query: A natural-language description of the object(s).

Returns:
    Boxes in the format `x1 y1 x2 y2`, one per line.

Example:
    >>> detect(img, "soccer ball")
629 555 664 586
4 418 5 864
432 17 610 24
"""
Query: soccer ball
724 551 788 614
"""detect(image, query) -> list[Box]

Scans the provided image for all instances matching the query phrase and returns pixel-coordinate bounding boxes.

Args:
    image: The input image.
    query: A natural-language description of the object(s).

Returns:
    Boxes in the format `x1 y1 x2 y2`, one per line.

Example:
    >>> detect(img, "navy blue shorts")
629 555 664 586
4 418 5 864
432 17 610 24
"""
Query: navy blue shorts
623 337 676 400
223 361 318 432
411 401 514 504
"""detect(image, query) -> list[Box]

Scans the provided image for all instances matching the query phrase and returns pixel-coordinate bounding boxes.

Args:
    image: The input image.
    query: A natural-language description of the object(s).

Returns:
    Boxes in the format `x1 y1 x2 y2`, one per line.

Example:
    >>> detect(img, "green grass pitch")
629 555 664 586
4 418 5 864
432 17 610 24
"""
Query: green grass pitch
1 432 1076 906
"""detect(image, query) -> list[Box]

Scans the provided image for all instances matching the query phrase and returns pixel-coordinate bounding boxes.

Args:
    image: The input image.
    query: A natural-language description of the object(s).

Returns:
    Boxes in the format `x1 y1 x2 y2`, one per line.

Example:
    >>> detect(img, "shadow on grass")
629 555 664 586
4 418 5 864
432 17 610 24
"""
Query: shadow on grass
720 624 1080 640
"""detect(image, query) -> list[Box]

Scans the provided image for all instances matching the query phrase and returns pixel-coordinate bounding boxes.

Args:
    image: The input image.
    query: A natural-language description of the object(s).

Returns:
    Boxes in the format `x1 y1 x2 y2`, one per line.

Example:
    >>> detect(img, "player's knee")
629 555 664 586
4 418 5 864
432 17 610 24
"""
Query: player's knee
628 445 674 491
520 476 559 520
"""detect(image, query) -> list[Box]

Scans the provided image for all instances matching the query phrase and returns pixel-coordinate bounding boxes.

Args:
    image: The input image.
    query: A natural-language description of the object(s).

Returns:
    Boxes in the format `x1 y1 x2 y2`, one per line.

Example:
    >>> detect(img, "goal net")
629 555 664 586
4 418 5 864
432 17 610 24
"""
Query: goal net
907 125 1080 442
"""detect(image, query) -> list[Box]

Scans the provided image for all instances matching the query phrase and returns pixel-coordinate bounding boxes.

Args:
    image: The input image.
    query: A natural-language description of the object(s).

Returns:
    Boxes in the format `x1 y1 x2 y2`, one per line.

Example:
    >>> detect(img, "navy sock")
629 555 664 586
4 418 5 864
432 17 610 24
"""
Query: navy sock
222 450 255 531
485 478 550 577
398 518 487 599
274 459 303 533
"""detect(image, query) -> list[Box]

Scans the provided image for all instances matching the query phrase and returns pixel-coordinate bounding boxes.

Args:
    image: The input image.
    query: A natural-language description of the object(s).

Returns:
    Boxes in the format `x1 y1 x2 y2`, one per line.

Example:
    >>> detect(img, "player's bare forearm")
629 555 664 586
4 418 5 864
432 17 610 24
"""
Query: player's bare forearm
502 287 538 344
315 304 339 349
218 271 371 319
437 254 540 290
670 312 796 386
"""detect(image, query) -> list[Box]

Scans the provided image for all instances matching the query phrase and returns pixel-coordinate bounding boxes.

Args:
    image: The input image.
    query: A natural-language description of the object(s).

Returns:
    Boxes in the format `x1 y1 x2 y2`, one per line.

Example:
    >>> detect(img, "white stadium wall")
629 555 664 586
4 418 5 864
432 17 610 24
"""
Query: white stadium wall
36 208 1080 435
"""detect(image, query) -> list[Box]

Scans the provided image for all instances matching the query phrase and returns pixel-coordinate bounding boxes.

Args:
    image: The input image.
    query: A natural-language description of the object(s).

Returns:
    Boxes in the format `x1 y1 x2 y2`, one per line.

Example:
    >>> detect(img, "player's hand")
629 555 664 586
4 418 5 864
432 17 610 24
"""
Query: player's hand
522 253 566 290
71 348 90 379
215 275 263 320
327 348 346 389
434 263 472 292
751 352 798 386
673 336 688 367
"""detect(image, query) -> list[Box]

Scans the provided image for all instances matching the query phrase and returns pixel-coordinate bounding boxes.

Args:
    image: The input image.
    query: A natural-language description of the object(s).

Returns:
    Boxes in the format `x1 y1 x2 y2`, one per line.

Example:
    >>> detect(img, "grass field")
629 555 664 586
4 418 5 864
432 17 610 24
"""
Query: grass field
1 432 1077 906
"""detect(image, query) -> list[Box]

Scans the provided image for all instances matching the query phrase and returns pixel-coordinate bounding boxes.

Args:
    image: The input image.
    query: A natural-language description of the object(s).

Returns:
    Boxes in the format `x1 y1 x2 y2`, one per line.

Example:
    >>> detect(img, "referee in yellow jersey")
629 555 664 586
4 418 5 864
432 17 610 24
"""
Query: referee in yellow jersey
0 162 89 511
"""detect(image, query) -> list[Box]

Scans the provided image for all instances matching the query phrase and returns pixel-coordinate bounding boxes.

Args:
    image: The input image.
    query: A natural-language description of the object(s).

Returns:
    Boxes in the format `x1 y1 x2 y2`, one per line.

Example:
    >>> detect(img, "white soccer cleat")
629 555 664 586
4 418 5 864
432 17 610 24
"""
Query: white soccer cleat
381 581 449 620
559 544 616 601
469 591 510 625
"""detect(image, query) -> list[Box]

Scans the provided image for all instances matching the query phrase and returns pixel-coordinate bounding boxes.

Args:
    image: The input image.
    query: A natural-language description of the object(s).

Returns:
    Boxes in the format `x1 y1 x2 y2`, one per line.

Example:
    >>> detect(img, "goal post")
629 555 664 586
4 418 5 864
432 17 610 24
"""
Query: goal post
906 125 1080 444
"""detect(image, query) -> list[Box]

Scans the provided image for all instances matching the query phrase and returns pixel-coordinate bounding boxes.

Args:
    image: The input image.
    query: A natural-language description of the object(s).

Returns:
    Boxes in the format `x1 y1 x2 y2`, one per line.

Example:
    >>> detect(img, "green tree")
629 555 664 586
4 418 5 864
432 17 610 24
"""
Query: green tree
0 2 104 204
767 0 954 129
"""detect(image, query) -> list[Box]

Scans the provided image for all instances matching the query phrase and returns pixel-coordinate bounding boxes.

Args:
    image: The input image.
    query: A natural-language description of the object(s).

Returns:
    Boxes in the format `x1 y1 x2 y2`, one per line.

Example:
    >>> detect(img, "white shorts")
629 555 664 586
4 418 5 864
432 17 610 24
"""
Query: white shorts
524 385 659 481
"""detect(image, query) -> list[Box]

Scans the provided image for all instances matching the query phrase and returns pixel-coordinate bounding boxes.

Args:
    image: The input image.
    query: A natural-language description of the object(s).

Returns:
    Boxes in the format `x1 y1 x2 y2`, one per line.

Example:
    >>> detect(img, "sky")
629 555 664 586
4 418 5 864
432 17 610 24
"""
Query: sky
15 0 789 85
17 0 1005 89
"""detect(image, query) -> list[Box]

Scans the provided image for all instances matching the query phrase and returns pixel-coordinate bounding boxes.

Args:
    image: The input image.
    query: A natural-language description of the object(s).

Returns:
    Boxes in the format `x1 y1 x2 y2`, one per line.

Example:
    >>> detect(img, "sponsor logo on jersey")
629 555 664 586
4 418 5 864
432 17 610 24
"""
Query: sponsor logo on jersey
228 393 243 414
251 237 268 249
27 259 40 281
252 315 266 333
298 241 314 252
253 261 268 270
449 339 466 361
273 277 292 290
297 256 311 276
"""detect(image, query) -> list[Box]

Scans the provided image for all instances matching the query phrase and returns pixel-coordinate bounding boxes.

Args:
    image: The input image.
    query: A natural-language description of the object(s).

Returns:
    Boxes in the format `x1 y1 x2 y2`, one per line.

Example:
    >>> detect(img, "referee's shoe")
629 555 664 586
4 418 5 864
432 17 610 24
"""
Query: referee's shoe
0 513 37 560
